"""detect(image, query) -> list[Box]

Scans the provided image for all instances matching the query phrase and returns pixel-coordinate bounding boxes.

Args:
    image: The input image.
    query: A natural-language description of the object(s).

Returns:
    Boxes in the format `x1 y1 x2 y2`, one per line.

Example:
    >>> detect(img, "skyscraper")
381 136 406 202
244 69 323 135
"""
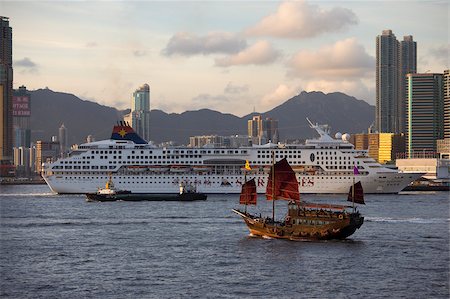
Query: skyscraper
59 124 68 157
444 70 450 139
399 35 417 133
376 30 400 133
13 85 31 148
376 30 417 135
124 84 151 142
0 16 13 172
247 115 278 145
406 73 444 158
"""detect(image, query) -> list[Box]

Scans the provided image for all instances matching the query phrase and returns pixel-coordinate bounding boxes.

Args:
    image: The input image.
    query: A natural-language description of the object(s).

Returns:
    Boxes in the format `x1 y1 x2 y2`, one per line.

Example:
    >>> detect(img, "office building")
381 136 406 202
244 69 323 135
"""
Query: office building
13 85 31 148
406 73 444 158
0 16 13 176
365 133 405 163
124 84 151 142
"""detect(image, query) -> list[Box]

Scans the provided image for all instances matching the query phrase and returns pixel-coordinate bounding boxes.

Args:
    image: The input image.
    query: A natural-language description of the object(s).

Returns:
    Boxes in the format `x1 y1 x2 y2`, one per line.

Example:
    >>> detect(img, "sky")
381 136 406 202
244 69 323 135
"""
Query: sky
1 0 449 116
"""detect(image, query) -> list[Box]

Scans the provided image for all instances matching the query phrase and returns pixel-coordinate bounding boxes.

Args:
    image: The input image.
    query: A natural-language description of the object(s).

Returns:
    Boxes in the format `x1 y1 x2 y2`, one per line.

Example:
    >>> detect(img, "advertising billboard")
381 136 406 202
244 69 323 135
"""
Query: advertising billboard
13 95 31 116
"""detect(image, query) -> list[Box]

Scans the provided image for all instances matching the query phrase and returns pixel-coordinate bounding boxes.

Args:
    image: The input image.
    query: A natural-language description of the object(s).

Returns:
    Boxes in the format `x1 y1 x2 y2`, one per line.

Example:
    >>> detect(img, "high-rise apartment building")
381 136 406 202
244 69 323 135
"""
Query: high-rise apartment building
444 70 450 139
376 30 417 134
247 115 278 145
399 35 417 133
406 73 444 158
0 16 13 174
376 30 400 133
124 84 151 142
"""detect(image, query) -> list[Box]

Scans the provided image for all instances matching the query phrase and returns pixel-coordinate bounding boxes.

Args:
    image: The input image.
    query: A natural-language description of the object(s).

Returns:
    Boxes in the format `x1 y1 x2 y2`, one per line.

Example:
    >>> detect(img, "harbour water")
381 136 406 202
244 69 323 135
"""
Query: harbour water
1 185 449 298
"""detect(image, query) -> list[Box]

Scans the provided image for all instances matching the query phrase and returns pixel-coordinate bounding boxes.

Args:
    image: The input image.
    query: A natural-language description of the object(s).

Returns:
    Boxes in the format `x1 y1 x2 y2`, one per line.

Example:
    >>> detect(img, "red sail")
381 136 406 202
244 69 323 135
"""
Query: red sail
265 158 300 202
347 181 365 204
239 178 257 205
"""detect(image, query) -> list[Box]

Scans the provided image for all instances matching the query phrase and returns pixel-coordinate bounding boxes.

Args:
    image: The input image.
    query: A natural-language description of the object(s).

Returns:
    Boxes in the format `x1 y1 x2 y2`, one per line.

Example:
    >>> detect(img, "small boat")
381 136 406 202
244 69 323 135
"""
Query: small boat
86 177 207 202
232 157 364 240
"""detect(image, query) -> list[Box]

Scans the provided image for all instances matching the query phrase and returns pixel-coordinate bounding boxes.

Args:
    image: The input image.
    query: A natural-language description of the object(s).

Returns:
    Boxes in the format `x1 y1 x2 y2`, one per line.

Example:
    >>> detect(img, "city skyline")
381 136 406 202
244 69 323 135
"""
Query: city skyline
1 0 448 116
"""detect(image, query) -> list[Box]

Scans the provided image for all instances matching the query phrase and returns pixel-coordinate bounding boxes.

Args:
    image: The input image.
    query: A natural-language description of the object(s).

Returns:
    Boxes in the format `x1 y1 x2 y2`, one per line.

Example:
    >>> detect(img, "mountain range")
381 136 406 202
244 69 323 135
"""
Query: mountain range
29 88 375 145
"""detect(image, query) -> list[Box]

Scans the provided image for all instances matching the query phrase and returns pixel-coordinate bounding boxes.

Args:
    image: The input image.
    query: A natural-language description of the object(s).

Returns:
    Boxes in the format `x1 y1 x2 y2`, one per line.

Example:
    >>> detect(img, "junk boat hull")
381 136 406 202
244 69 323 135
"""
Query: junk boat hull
232 208 364 240
86 192 207 202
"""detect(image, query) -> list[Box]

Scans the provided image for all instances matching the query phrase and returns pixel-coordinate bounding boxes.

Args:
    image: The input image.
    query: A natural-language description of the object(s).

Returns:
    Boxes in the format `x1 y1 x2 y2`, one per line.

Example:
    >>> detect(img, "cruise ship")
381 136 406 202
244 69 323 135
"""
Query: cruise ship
42 120 423 194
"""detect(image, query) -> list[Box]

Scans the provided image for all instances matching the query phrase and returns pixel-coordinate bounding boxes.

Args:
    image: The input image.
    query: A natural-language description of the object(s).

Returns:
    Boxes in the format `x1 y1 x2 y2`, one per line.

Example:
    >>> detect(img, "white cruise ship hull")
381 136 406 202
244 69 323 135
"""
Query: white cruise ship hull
41 122 424 195
43 172 423 194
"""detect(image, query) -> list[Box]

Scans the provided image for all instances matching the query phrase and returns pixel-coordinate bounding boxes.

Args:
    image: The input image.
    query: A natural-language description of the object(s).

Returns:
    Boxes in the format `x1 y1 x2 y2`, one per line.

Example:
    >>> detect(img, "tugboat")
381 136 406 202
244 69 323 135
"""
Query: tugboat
232 157 364 240
86 177 207 202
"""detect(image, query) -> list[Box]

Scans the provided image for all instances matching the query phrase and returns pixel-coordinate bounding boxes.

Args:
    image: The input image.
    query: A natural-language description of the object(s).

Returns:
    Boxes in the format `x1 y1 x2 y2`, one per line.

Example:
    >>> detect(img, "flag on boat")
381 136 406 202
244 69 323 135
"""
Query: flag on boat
353 165 360 175
244 160 251 171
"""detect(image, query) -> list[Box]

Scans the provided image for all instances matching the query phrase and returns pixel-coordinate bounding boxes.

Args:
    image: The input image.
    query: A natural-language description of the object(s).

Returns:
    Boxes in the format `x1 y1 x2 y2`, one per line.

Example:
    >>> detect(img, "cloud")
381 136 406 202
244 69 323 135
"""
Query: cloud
287 38 374 79
261 84 302 110
246 0 358 39
224 82 249 94
192 93 229 104
215 40 280 67
162 31 247 56
133 50 147 57
86 42 98 48
428 44 449 66
302 79 375 103
14 57 39 74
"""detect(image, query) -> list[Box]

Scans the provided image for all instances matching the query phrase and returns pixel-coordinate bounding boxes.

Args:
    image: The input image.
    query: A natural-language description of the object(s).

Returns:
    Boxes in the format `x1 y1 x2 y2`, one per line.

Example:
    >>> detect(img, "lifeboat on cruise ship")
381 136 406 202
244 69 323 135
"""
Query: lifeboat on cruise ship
192 166 211 172
147 166 169 172
126 165 148 172
170 166 191 173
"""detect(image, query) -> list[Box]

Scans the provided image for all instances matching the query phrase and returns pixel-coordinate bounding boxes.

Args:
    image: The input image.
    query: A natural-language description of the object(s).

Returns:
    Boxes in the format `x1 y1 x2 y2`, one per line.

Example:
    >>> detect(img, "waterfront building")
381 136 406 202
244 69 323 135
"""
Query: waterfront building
351 133 369 150
13 146 32 177
0 16 13 176
35 141 60 174
406 73 444 158
368 133 405 164
247 115 278 145
13 85 31 148
444 70 450 139
437 138 449 159
124 84 151 142
399 35 417 133
350 133 405 164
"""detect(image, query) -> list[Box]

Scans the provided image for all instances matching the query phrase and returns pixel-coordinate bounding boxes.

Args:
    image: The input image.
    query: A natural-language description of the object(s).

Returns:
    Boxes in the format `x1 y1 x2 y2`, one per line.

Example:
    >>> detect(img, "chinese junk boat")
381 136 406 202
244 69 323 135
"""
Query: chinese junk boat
232 158 364 240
